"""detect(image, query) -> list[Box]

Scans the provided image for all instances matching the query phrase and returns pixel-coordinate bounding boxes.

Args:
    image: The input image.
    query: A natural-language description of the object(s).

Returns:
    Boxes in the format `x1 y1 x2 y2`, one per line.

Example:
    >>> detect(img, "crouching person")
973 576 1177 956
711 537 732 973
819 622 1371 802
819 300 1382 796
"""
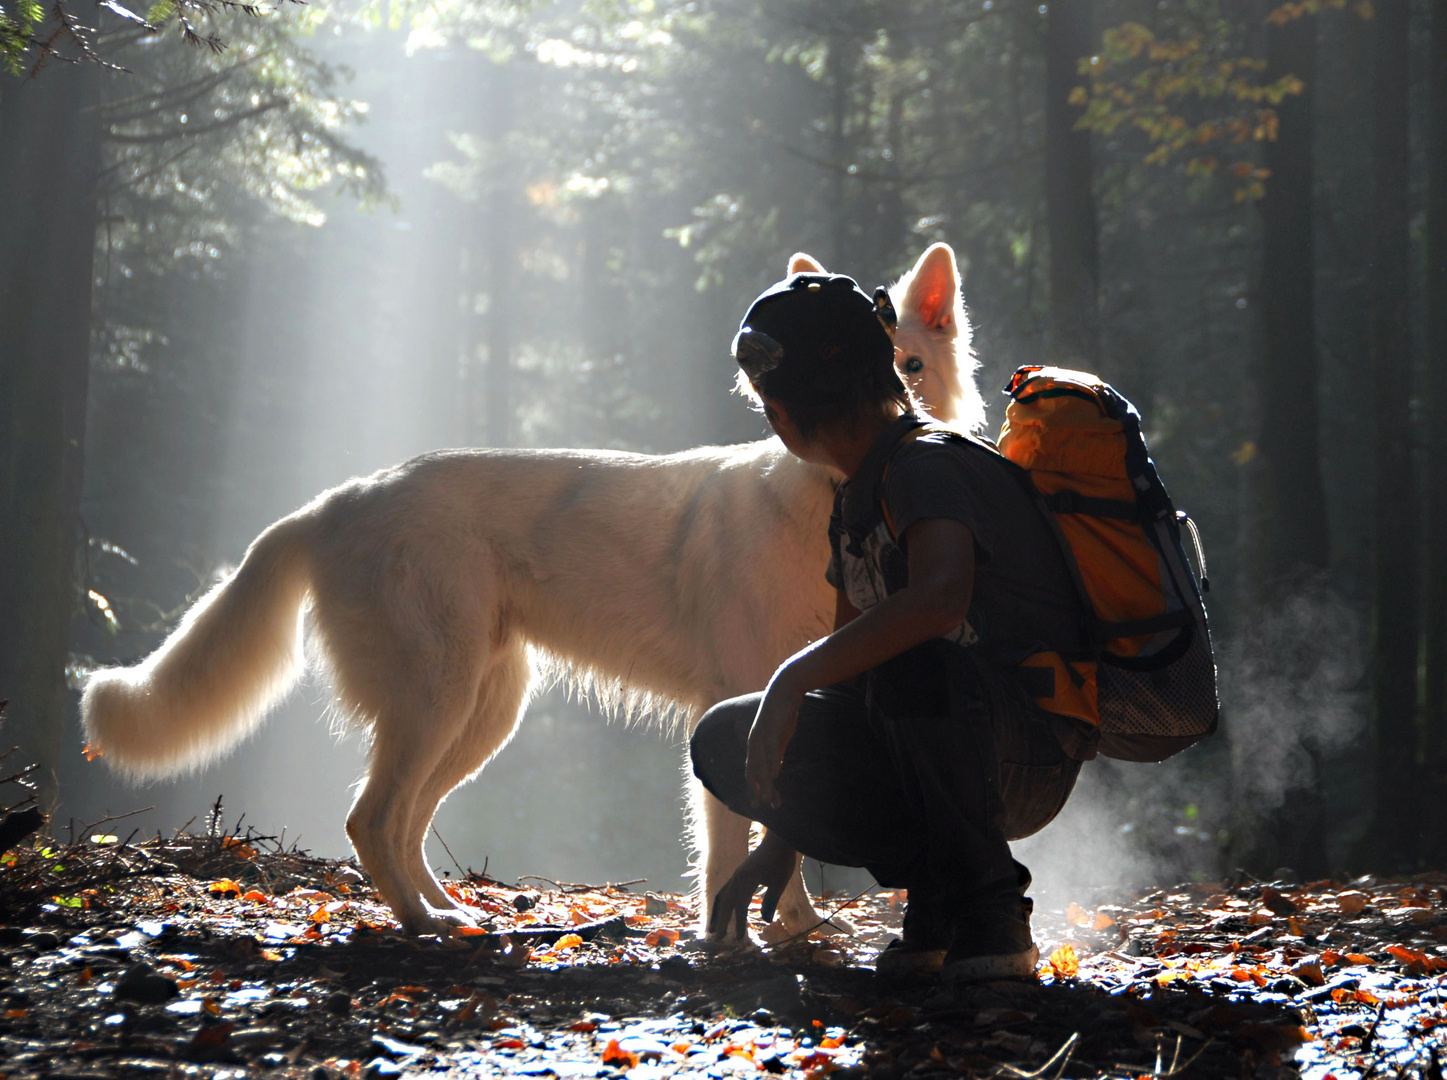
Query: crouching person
690 272 1098 982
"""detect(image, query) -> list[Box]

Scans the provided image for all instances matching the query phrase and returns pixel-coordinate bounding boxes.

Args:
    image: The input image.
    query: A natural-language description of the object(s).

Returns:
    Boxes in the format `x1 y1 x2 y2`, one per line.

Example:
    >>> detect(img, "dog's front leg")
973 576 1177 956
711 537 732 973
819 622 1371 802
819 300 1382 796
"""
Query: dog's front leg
691 780 752 939
771 864 857 938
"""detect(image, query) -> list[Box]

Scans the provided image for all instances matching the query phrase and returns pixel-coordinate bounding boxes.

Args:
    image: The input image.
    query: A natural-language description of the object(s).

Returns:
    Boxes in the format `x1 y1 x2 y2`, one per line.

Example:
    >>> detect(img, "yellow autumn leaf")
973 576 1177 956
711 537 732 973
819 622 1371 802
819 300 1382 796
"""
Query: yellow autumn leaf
1048 943 1080 979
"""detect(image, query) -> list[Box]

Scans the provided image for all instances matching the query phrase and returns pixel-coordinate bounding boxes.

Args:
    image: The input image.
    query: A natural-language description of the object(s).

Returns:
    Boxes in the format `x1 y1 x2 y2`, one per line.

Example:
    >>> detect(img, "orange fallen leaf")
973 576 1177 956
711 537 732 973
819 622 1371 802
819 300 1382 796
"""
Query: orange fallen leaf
552 933 585 952
207 879 241 898
4 1009 26 1019
795 1051 837 1072
1092 911 1116 930
601 1038 639 1068
286 888 335 903
241 890 268 903
569 1020 597 1033
454 926 492 937
1385 945 1447 974
1344 952 1374 966
1291 960 1325 986
645 928 679 947
493 1037 525 1050
1048 944 1079 979
1066 902 1090 927
221 836 257 858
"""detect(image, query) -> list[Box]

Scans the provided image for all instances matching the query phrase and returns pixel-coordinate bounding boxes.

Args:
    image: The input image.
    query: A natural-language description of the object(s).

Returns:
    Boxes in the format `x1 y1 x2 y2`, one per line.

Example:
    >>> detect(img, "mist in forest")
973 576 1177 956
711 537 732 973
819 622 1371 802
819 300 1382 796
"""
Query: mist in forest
4 0 1444 907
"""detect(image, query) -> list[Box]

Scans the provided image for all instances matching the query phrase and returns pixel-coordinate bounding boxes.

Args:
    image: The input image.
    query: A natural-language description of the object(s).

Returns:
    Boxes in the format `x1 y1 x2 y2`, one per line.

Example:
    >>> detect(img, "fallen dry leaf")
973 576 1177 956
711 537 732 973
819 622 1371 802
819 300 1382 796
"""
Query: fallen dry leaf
1337 890 1369 914
1047 943 1079 979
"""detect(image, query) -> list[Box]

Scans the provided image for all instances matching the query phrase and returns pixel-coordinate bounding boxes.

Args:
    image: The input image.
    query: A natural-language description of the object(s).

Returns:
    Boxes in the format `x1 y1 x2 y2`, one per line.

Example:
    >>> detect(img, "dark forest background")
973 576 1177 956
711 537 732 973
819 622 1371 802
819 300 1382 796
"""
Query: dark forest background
1 0 1444 902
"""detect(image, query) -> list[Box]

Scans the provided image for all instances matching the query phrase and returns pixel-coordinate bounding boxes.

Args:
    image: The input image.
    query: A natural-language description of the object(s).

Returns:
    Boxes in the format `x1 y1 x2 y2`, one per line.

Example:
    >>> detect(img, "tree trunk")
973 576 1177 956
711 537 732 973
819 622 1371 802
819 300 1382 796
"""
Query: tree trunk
1425 0 1447 854
484 61 514 448
0 63 103 813
1368 0 1420 864
1044 0 1100 366
1255 12 1331 594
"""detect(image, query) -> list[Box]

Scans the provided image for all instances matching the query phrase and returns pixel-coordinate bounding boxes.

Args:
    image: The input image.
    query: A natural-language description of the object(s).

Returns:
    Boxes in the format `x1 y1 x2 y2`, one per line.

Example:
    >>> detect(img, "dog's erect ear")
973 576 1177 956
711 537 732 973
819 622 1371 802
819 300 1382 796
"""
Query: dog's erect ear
901 243 960 331
788 252 826 275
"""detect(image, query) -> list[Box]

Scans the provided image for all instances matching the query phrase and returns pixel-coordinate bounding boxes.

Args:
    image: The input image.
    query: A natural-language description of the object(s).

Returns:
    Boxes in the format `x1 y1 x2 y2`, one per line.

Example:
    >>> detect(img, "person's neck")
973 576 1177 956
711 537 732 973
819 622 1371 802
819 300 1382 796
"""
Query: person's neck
816 407 909 478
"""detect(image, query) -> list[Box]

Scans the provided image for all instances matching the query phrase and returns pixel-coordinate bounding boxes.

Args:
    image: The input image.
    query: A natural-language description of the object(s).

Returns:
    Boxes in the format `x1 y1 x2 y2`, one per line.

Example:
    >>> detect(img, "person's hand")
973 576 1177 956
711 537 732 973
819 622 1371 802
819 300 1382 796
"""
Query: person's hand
745 676 804 809
707 830 801 939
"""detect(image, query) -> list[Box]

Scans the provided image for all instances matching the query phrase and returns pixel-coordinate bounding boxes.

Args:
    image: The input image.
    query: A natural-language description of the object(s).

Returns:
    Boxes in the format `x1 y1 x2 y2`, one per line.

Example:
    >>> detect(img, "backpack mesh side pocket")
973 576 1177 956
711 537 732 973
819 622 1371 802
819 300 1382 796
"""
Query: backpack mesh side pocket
1095 626 1218 761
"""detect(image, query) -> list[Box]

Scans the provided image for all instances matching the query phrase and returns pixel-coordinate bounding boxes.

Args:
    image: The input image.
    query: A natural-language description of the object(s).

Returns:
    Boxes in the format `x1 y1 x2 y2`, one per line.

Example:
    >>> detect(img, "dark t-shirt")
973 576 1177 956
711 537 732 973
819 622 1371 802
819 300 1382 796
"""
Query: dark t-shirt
826 414 1086 666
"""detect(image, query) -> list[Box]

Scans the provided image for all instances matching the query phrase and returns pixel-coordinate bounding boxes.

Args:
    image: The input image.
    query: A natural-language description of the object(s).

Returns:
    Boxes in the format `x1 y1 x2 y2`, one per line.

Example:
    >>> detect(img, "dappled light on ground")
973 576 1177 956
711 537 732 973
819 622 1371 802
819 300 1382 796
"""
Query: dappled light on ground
1 828 1445 1077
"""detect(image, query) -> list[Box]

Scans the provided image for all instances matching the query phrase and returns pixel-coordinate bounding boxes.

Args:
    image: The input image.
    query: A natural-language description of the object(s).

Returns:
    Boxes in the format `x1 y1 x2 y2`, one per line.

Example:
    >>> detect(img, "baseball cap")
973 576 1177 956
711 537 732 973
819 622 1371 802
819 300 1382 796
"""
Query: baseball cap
732 273 896 398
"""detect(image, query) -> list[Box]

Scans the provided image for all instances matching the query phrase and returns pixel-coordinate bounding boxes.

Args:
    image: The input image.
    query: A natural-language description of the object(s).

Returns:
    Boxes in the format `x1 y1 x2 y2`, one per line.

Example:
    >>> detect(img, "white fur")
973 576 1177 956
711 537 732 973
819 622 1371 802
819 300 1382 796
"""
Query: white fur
81 244 979 936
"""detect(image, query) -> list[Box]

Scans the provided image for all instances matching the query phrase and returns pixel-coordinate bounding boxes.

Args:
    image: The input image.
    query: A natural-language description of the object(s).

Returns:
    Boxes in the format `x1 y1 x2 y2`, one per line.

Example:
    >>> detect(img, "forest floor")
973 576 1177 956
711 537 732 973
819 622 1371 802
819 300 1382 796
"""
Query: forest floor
0 822 1443 1080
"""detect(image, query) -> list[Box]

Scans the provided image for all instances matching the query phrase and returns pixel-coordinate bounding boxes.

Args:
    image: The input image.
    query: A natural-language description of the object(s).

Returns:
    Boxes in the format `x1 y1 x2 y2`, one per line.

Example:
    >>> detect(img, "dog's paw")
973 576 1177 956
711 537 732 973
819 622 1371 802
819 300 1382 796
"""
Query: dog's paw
813 912 857 937
402 904 480 937
776 904 857 938
700 929 763 957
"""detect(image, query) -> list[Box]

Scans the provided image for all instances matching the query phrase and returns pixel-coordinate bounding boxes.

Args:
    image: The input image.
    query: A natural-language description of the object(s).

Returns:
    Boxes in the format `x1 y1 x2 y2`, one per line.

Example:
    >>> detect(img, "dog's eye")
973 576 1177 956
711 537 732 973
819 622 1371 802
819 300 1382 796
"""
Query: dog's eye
903 357 925 374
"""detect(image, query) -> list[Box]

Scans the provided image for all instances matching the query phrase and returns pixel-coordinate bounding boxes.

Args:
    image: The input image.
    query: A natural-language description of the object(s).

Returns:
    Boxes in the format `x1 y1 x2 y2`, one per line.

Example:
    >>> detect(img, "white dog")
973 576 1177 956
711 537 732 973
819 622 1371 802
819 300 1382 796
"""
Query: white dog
80 243 981 936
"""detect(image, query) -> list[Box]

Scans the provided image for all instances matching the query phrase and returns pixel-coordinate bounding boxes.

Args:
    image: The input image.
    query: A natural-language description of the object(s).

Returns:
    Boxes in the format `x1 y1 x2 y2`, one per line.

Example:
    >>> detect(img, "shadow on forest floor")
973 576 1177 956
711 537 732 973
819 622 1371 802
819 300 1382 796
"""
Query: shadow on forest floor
0 823 1438 1078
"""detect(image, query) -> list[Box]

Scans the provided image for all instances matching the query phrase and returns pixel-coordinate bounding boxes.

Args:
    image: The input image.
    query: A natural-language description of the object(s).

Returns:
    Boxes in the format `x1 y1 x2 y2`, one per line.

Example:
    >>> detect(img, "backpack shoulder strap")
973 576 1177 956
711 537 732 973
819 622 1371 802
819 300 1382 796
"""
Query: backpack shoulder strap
877 424 1009 539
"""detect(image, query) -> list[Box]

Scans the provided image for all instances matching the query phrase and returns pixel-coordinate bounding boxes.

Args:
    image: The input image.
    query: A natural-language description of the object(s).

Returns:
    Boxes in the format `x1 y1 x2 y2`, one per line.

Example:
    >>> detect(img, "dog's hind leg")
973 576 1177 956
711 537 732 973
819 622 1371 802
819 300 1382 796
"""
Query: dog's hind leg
403 641 533 913
346 685 479 936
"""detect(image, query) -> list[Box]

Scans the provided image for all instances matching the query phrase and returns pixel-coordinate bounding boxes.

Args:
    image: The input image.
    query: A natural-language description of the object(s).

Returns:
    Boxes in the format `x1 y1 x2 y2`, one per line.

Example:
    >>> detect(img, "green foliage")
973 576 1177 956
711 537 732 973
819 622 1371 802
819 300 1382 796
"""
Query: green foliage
1076 1 1371 202
2 0 312 76
1076 20 1293 201
0 0 46 74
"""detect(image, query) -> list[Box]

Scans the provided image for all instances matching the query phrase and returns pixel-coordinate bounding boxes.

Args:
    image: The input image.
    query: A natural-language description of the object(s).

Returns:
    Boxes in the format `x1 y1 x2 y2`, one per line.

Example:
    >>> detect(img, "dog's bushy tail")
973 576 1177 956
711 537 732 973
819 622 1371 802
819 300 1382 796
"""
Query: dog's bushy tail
81 512 316 780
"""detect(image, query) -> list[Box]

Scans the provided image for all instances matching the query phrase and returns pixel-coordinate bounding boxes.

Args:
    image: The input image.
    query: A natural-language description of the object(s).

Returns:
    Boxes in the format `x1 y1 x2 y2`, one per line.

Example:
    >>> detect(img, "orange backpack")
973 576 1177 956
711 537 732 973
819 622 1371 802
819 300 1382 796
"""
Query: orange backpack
889 366 1218 761
995 365 1218 760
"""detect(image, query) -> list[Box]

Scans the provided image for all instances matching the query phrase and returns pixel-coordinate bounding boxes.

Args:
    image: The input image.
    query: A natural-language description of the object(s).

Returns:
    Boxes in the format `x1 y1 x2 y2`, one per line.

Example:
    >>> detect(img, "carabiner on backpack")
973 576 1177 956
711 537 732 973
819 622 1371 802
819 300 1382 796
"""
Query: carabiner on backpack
1177 511 1210 594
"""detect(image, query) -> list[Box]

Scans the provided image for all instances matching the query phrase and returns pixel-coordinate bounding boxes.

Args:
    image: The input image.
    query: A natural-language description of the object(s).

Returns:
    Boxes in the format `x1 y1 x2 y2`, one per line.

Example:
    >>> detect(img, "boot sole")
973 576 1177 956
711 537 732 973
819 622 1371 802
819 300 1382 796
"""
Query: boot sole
941 943 1040 983
874 947 947 978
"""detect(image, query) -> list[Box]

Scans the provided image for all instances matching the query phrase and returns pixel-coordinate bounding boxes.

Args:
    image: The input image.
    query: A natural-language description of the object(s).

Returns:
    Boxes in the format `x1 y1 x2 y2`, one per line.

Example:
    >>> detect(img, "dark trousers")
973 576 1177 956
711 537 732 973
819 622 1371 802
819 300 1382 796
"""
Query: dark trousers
690 643 1082 914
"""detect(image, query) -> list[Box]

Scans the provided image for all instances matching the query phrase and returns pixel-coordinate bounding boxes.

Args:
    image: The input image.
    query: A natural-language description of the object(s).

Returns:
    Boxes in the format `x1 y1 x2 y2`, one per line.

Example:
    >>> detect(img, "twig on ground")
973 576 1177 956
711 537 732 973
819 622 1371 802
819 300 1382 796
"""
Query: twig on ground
998 1031 1078 1078
1364 1000 1388 1052
431 825 466 878
80 806 154 837
770 886 872 948
1110 1038 1213 1078
516 875 646 895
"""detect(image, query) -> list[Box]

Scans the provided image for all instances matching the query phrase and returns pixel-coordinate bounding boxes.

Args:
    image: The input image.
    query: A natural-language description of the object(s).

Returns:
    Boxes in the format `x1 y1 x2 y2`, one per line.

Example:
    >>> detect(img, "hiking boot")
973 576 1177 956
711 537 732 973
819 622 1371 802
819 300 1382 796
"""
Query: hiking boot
940 898 1038 983
874 894 951 979
874 937 948 978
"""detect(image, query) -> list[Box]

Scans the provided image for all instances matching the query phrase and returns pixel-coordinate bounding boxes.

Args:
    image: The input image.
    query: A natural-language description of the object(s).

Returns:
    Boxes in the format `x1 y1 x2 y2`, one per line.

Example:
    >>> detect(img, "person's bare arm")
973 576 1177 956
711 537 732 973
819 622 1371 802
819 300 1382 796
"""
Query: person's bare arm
745 517 976 808
833 587 860 631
